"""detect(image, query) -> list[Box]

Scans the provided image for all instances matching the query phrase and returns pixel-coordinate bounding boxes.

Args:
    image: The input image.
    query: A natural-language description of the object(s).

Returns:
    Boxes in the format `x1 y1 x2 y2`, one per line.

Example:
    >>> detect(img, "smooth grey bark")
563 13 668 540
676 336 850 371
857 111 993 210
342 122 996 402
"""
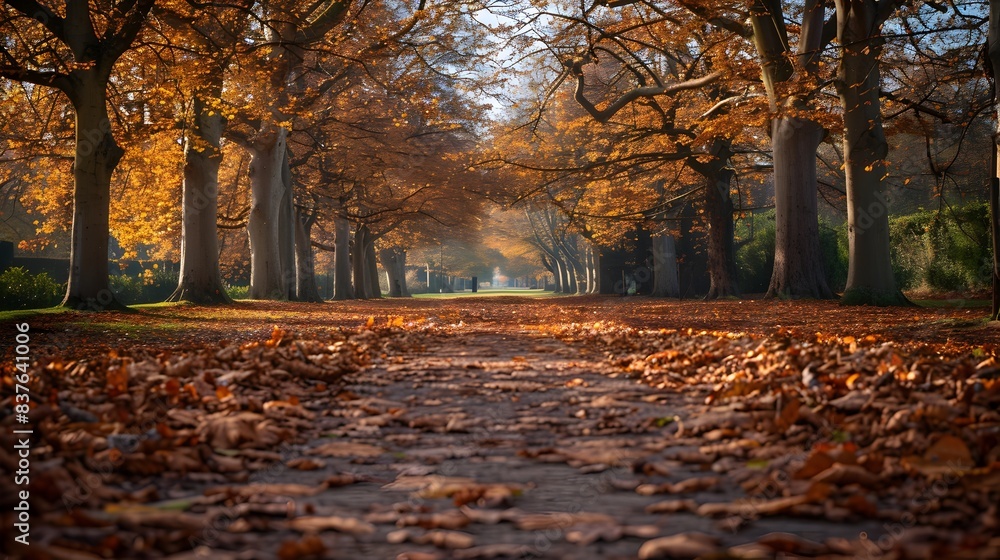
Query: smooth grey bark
559 239 586 294
990 0 1000 320
554 256 567 293
563 255 577 294
835 0 908 306
380 247 410 297
242 2 350 300
333 216 354 300
750 0 835 299
279 150 296 300
650 234 680 298
64 75 127 310
584 244 600 294
589 246 601 293
365 236 381 298
247 124 290 299
540 210 583 294
169 82 231 305
767 117 833 298
293 207 322 302
542 254 562 293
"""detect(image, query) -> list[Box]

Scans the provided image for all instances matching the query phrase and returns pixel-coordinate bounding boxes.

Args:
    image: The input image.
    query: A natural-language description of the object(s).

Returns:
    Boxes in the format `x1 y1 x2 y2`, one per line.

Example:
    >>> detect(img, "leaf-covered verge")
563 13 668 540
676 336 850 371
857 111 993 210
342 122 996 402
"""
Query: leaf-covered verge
0 296 997 559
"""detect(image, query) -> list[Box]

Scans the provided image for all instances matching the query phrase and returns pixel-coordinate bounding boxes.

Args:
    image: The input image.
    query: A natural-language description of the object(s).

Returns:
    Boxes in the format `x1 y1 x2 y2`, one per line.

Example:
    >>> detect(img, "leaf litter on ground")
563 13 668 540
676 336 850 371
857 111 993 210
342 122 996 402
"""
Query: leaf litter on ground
2 298 999 558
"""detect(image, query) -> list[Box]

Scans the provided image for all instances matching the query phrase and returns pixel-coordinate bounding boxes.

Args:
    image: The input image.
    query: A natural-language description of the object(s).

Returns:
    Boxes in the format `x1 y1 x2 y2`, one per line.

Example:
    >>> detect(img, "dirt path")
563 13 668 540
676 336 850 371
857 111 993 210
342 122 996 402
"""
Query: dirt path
308 327 886 559
140 326 889 560
4 298 998 559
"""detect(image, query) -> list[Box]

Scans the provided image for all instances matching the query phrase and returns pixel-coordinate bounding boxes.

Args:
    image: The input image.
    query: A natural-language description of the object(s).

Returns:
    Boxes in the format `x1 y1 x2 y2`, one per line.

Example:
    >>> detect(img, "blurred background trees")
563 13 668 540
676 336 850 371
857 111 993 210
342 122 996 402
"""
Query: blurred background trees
0 0 994 307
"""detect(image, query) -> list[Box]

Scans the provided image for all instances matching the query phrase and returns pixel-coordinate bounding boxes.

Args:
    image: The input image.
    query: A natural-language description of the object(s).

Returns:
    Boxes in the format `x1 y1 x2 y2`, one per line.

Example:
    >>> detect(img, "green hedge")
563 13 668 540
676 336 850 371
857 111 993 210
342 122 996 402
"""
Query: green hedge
226 284 249 300
735 203 992 295
890 202 991 292
110 268 178 305
0 267 63 310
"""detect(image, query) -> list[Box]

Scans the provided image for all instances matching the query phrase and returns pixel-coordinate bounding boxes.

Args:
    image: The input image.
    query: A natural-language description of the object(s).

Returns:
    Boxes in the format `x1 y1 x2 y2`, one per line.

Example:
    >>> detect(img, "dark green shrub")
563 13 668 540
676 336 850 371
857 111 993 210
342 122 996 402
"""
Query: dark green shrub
143 268 180 302
889 203 991 292
110 268 179 305
735 213 775 294
109 274 143 304
819 223 849 294
226 284 249 300
889 212 928 290
0 267 63 310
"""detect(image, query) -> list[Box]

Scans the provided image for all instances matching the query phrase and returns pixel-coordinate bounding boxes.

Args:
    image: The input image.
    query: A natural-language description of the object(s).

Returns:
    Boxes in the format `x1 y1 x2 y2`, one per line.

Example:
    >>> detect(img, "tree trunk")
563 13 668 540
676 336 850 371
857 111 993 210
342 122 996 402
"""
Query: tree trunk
554 256 567 293
365 235 381 298
650 233 680 297
553 257 566 293
563 254 577 294
247 124 290 300
703 165 738 300
553 236 584 294
380 247 410 297
169 82 231 305
749 0 832 300
766 116 834 299
63 74 126 310
691 143 739 300
987 0 1000 320
573 264 587 295
583 244 598 294
333 216 353 300
278 149 296 300
589 246 601 293
543 254 562 293
294 209 322 302
352 225 370 299
836 0 908 306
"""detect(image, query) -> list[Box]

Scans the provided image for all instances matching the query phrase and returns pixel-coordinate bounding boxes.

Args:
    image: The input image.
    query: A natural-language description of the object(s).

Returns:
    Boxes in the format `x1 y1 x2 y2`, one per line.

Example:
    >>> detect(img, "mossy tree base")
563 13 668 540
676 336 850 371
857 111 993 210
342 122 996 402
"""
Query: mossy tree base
60 294 133 312
166 287 233 305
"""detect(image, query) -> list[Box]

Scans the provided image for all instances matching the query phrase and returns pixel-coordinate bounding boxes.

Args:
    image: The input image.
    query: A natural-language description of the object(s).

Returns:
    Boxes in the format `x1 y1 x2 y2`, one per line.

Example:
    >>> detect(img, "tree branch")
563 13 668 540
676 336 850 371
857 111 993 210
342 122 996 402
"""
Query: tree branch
570 55 722 123
295 0 351 44
105 0 158 64
0 60 70 91
4 0 65 40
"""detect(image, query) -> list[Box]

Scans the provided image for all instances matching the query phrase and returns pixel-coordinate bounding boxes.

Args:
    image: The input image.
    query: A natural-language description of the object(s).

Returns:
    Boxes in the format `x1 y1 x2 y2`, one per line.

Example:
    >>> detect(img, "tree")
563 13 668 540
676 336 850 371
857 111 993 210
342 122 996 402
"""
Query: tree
223 0 351 300
744 0 835 299
989 0 1000 320
1 0 157 309
165 3 249 304
832 0 907 305
497 1 768 299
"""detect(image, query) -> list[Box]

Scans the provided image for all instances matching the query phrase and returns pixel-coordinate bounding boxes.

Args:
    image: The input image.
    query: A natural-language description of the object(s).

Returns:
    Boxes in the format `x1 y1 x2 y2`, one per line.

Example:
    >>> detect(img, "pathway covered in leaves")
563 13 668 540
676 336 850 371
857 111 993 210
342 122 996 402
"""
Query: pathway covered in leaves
2 297 999 559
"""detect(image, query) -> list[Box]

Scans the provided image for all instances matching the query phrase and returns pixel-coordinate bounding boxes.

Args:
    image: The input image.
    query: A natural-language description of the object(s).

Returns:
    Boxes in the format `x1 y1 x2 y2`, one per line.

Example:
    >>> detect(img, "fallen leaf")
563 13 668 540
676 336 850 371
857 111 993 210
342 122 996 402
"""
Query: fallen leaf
286 515 376 535
638 532 720 559
309 441 385 458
